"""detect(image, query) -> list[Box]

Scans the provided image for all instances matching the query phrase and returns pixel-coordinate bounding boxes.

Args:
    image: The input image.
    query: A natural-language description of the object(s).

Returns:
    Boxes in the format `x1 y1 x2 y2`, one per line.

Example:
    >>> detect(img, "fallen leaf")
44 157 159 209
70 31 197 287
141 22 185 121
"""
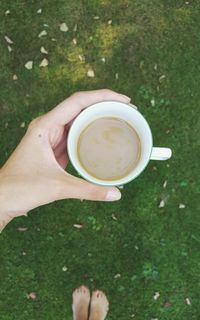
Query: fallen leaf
159 199 165 208
62 266 68 271
5 35 14 44
114 273 121 279
73 24 77 32
25 61 33 70
27 292 37 300
60 23 69 32
73 224 83 229
163 180 167 188
154 63 158 71
13 74 18 80
38 30 47 38
159 74 166 82
7 45 12 52
185 298 191 305
5 10 10 15
179 203 186 209
108 19 112 25
37 8 42 14
40 46 48 54
87 69 95 78
111 214 117 221
151 98 155 107
43 23 48 27
78 54 85 62
39 58 48 67
17 227 28 231
51 38 56 41
164 301 171 308
94 16 100 20
72 38 77 45
22 251 27 256
20 122 25 128
153 292 160 300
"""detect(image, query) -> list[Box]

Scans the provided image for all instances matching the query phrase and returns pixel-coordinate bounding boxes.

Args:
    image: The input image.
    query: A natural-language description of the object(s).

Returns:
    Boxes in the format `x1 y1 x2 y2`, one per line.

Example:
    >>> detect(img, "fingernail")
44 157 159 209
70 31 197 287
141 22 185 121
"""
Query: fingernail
120 94 131 102
106 188 121 201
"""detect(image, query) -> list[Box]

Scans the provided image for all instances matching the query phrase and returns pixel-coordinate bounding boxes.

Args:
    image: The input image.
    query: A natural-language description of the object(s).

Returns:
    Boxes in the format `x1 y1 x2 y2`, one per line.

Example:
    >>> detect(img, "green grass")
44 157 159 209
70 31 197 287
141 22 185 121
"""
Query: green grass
0 0 200 319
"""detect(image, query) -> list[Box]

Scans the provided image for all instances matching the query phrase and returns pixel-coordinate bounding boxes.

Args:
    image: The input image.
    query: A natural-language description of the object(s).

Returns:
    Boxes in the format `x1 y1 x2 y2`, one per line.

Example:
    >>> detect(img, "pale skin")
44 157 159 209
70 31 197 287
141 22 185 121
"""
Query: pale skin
72 286 109 320
0 89 131 232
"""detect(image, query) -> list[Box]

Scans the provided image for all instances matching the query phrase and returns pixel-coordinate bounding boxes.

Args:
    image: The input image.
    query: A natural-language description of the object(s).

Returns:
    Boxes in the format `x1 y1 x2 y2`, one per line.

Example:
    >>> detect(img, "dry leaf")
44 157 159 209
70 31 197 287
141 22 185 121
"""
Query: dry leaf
7 45 12 52
78 54 85 62
87 69 95 78
159 74 166 82
111 214 117 221
5 35 14 44
17 227 28 231
39 58 48 67
60 23 69 32
163 180 167 188
40 46 48 54
154 63 158 71
72 38 77 45
73 224 83 229
164 301 171 308
5 10 10 15
62 266 68 271
13 74 18 80
179 203 185 209
25 61 33 70
73 24 77 32
20 122 25 128
38 30 47 38
37 8 42 14
185 298 191 305
151 98 155 107
159 199 165 208
27 292 37 300
153 292 160 300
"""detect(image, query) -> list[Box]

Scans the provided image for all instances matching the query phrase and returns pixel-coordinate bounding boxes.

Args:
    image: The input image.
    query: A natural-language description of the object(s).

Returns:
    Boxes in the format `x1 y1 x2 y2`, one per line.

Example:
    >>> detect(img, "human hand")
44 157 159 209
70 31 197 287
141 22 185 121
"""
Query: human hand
0 89 130 230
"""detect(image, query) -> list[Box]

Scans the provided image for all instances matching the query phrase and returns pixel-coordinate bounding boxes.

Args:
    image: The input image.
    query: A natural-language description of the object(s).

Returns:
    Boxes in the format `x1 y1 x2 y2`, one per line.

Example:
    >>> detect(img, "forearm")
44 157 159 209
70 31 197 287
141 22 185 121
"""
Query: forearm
0 170 26 232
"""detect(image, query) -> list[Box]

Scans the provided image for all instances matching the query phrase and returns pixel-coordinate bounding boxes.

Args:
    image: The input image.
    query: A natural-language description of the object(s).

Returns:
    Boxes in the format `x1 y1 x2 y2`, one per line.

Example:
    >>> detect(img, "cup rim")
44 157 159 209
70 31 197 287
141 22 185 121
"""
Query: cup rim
67 101 153 186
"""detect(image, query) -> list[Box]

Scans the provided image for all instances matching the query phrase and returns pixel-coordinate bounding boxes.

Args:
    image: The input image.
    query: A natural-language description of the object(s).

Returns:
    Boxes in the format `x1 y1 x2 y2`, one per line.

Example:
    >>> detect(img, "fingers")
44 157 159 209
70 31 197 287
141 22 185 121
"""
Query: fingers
45 89 131 125
57 174 121 202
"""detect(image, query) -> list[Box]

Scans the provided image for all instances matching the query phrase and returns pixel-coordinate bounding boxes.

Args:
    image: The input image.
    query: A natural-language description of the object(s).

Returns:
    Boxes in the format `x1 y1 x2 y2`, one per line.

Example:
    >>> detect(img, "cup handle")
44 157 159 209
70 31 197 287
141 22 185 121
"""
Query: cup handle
150 147 172 161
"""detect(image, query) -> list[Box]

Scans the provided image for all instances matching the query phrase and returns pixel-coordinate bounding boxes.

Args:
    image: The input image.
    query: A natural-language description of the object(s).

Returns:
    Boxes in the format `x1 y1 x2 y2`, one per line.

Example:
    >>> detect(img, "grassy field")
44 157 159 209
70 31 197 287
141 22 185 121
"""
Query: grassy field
0 0 200 319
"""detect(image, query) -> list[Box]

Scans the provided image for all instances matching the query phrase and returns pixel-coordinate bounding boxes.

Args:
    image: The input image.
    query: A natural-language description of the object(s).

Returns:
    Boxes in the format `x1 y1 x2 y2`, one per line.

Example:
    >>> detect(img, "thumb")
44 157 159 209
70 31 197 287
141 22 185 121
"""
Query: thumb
58 174 121 202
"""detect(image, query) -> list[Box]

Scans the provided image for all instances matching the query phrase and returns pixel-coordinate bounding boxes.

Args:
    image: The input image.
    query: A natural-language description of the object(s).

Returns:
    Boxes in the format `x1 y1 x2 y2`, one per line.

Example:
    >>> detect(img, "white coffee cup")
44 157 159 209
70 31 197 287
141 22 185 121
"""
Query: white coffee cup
67 101 172 186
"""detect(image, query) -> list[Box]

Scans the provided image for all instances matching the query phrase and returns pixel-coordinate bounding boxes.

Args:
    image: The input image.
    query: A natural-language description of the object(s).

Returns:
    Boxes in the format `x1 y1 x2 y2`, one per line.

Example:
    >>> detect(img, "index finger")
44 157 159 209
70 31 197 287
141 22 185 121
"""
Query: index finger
45 89 131 126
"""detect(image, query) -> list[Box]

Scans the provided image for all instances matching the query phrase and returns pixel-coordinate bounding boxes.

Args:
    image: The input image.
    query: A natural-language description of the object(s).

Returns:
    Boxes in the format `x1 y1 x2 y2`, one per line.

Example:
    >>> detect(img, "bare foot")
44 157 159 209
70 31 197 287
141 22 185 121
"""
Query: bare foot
89 290 109 320
72 285 90 320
